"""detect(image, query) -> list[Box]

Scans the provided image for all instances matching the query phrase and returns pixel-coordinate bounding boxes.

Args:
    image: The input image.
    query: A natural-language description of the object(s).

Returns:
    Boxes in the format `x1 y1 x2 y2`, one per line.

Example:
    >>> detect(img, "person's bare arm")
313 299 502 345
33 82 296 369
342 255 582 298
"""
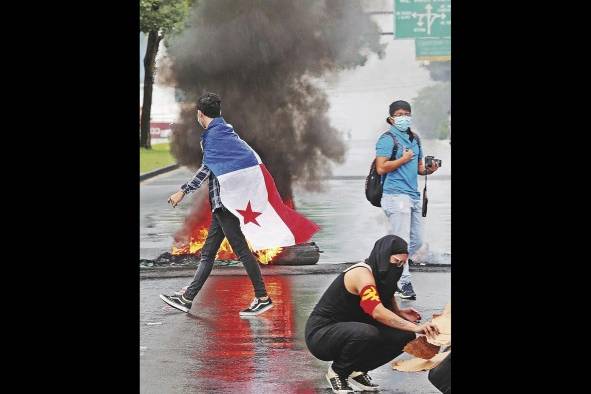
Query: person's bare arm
390 295 400 313
344 268 438 336
375 149 414 175
391 295 422 323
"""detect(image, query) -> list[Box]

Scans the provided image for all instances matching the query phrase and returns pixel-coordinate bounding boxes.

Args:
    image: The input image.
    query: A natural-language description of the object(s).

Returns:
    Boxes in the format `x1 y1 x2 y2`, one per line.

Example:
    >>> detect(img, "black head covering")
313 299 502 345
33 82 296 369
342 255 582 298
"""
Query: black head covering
364 235 408 309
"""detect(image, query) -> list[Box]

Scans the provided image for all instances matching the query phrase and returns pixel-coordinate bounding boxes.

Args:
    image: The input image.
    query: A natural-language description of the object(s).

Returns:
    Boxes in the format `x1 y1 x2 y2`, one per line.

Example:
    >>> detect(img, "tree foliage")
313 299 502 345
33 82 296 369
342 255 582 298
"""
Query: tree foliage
140 0 191 36
412 82 451 139
139 0 193 148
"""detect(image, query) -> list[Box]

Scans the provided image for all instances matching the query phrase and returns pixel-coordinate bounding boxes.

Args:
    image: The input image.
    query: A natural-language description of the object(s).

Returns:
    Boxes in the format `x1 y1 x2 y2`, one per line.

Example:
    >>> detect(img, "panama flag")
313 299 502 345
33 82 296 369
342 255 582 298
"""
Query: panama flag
202 117 319 251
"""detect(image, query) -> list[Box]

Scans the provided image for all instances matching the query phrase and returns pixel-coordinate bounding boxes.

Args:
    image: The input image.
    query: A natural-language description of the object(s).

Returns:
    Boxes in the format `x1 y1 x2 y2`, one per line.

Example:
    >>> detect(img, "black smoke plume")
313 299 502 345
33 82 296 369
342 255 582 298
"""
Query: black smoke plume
164 0 384 200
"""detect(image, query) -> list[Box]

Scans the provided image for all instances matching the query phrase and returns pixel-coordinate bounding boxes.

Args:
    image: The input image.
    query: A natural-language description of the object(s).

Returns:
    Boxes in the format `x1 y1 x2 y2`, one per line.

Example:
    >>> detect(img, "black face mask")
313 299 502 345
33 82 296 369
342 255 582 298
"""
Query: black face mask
380 265 403 306
364 235 408 307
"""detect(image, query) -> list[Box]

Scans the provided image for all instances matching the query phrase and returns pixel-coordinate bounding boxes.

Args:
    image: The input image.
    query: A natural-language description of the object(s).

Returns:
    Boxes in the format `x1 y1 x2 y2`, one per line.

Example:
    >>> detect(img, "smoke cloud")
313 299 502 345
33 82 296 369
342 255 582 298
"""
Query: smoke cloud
163 0 384 199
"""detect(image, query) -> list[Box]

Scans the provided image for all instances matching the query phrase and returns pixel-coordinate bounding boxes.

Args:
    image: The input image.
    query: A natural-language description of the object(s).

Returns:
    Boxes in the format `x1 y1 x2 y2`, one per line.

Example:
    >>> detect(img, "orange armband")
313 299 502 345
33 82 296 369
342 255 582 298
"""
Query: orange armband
359 284 381 315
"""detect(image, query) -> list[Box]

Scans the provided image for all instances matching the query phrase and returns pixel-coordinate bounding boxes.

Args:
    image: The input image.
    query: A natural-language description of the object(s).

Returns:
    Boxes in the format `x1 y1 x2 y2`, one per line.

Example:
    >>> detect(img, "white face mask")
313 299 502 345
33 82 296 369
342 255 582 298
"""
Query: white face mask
393 115 412 132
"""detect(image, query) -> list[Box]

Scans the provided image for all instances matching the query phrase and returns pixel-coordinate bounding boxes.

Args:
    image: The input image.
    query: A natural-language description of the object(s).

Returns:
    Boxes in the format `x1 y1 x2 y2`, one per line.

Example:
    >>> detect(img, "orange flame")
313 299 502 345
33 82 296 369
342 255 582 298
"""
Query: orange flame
172 228 283 264
253 245 284 264
172 194 288 264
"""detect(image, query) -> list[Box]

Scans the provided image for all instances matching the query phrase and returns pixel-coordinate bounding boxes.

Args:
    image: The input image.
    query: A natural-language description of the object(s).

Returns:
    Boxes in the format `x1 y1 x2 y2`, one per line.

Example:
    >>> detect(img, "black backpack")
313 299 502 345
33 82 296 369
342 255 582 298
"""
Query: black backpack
365 131 421 207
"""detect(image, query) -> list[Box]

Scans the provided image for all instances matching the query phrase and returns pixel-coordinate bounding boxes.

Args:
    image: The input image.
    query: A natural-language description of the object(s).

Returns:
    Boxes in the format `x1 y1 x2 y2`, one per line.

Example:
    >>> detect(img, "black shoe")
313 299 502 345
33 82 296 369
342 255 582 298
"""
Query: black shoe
348 371 379 392
173 286 188 296
326 367 354 394
159 294 193 313
408 258 426 266
239 297 273 316
399 282 417 300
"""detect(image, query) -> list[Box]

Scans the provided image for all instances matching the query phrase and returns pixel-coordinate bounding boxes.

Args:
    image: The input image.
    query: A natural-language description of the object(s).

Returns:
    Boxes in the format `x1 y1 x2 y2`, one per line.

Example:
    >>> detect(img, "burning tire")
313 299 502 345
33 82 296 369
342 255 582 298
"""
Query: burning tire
141 242 321 267
270 242 321 265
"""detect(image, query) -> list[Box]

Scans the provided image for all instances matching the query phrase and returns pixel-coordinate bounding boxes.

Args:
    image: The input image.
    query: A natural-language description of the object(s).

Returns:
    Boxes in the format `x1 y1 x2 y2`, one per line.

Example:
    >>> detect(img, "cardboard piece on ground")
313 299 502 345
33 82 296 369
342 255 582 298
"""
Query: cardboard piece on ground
426 303 451 347
392 303 451 373
428 333 451 347
392 351 450 372
403 335 440 359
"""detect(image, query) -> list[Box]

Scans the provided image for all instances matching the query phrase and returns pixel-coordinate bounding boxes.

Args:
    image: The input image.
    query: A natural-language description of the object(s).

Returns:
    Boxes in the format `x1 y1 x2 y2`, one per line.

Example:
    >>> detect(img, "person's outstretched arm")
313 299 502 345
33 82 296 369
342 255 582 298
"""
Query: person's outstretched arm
345 267 439 338
168 164 211 207
389 294 423 323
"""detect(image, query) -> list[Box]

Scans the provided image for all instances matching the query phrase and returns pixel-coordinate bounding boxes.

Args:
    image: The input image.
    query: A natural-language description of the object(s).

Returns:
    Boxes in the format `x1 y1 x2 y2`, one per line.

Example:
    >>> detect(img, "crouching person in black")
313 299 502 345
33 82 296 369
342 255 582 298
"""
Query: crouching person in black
305 235 439 393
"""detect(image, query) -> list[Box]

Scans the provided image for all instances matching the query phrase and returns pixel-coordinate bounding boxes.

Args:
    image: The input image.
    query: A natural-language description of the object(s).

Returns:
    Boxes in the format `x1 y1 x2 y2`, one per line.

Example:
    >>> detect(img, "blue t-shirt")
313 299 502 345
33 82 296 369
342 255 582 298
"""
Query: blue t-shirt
375 127 422 200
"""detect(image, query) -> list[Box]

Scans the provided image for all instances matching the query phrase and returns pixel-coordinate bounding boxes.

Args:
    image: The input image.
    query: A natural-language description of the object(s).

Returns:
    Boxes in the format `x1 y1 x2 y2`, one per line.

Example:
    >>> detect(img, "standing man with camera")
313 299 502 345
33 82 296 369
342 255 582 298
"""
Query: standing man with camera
374 100 439 300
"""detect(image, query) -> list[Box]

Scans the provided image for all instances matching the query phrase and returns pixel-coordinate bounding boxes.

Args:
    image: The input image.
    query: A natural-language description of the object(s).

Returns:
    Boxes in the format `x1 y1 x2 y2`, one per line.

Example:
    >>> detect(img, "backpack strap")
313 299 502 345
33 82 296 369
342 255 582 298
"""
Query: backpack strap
413 132 423 159
383 132 399 184
384 131 399 160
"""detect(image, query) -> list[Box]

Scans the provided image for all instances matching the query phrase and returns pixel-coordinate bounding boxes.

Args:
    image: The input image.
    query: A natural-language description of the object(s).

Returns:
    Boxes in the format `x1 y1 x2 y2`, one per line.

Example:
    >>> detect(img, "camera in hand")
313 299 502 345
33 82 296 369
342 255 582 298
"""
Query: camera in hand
425 155 442 168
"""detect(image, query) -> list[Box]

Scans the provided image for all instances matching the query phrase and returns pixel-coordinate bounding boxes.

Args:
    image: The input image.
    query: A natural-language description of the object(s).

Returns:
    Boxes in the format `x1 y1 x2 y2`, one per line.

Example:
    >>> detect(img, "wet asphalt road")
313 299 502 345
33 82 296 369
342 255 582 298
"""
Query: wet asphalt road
140 272 450 393
140 138 451 264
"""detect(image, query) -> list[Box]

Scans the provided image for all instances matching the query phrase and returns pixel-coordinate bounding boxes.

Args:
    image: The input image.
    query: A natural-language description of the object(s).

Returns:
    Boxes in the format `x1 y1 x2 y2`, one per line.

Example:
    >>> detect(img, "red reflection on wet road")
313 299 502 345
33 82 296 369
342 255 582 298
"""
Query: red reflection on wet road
189 275 316 392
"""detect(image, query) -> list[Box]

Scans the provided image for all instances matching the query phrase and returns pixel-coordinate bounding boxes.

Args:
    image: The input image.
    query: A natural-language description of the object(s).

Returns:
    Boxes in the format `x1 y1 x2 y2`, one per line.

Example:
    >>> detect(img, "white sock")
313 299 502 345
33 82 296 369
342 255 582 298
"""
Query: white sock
327 365 338 378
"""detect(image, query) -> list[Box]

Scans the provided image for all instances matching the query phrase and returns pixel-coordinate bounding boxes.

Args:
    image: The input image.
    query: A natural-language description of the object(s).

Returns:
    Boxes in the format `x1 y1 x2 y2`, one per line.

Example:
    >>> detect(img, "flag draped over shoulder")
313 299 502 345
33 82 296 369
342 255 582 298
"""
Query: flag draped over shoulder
202 117 319 251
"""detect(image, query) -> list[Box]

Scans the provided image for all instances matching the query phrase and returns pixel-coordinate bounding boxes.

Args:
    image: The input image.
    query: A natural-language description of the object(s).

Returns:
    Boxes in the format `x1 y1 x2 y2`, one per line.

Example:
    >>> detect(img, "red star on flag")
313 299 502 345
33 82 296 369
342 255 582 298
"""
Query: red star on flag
236 201 262 226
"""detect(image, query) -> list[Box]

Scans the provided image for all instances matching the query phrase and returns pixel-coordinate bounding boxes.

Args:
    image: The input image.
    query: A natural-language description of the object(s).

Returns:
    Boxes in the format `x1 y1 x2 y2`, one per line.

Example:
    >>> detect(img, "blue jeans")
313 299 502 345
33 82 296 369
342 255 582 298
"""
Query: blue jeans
381 193 423 286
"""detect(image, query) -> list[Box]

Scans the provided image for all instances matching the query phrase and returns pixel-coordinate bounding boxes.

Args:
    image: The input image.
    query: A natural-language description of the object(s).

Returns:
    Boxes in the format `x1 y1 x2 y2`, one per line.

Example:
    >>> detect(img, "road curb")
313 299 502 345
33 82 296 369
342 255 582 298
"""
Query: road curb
140 164 180 182
139 262 451 279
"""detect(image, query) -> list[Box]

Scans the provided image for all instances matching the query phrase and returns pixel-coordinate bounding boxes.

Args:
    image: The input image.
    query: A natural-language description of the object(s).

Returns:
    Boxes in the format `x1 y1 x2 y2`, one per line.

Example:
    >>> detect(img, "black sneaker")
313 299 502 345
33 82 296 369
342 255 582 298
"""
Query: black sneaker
159 294 193 313
348 371 379 392
239 297 273 316
326 367 354 394
408 258 426 266
173 286 188 296
399 282 417 300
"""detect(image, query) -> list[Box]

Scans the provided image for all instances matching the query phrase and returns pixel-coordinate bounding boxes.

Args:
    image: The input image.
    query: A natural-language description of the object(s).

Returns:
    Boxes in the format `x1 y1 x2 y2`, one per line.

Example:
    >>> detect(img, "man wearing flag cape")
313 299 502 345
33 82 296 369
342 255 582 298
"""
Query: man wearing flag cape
160 92 319 316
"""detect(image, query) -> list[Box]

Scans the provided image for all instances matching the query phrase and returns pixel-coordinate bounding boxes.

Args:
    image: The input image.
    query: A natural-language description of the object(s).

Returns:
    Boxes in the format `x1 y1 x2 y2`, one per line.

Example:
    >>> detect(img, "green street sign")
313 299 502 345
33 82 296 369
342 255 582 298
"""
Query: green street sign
394 0 451 39
415 37 451 61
